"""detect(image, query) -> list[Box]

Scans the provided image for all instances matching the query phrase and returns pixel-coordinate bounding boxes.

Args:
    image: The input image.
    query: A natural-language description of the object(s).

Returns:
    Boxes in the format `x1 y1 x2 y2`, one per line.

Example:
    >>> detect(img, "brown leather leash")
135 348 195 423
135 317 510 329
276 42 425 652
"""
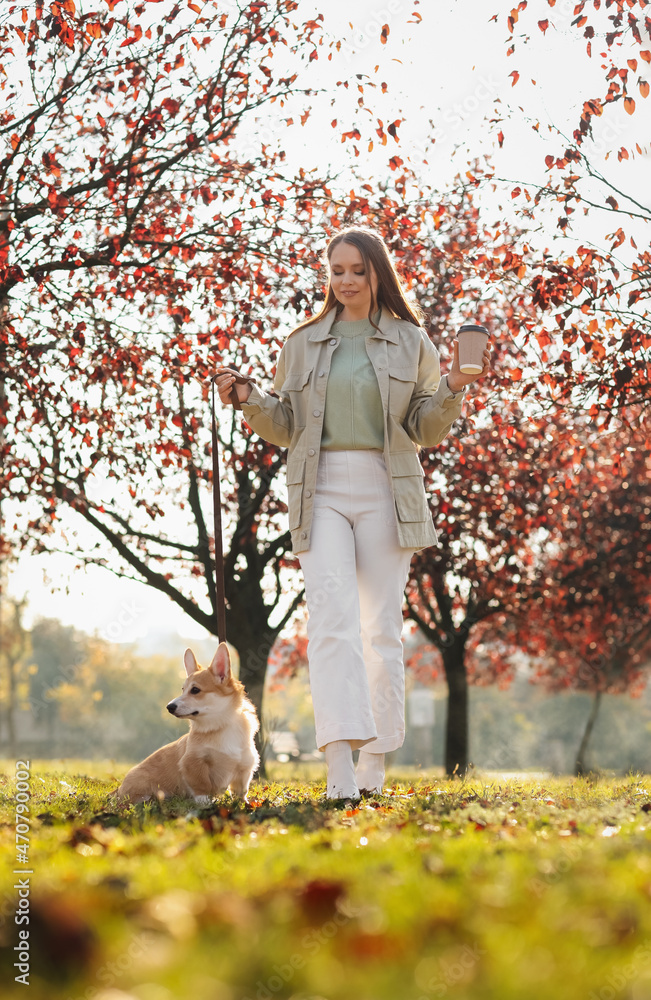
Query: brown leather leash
209 368 257 643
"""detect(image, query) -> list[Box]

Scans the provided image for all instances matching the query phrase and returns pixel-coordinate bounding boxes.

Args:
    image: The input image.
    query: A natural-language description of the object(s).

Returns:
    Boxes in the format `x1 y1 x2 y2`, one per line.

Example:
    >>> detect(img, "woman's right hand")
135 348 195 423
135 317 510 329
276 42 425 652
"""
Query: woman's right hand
214 368 253 406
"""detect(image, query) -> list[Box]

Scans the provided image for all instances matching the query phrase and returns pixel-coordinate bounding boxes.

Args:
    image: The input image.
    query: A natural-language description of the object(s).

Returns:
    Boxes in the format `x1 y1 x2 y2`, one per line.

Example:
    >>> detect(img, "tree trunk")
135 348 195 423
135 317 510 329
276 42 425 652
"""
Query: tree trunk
229 621 277 780
575 690 602 776
441 634 469 778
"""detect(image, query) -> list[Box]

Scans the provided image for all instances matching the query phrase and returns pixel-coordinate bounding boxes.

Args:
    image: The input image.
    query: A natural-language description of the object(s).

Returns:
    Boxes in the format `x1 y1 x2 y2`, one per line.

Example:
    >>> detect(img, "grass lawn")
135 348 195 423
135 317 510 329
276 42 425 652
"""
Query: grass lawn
1 760 650 1000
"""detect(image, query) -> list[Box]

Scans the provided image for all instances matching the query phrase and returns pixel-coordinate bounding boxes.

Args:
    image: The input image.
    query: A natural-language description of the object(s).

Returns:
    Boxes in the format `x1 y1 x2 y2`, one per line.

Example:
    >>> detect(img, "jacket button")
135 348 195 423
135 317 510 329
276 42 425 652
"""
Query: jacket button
301 531 307 539
305 491 312 498
308 448 316 456
313 410 320 417
318 370 325 377
329 338 337 345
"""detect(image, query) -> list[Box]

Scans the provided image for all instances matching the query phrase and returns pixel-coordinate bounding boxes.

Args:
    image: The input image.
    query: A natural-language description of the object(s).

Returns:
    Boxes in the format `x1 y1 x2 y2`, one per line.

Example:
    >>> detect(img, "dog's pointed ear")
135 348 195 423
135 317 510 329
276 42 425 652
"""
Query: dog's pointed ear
183 649 199 677
209 643 232 683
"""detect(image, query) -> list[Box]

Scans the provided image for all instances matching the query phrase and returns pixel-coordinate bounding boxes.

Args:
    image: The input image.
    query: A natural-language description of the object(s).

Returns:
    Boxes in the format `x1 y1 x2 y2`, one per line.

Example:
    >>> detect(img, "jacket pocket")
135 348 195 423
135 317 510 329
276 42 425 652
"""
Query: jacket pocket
280 370 313 393
388 364 418 416
280 370 313 433
286 457 306 530
390 451 429 523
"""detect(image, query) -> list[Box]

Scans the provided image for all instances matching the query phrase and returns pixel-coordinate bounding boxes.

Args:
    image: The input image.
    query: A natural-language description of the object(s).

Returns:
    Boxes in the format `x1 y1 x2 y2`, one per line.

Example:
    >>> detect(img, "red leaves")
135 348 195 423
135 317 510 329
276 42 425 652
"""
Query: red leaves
608 227 626 250
47 187 69 213
582 98 603 119
162 97 181 116
538 19 549 33
623 95 635 114
507 3 527 33
498 130 504 147
639 81 649 98
509 70 520 86
120 24 143 47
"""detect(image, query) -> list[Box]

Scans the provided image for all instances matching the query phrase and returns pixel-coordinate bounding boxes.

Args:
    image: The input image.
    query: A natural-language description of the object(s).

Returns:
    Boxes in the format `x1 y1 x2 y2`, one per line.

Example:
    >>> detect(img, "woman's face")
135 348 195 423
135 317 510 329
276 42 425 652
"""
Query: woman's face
328 241 378 318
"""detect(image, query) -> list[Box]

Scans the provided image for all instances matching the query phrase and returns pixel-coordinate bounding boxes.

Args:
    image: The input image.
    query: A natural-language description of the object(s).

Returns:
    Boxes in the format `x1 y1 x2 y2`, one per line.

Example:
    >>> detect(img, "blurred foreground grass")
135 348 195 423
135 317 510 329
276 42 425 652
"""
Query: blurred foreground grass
0 761 650 1000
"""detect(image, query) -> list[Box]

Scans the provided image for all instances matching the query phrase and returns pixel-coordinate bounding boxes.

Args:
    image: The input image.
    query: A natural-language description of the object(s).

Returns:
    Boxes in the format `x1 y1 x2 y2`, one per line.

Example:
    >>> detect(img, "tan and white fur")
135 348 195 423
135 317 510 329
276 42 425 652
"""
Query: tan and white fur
117 644 260 805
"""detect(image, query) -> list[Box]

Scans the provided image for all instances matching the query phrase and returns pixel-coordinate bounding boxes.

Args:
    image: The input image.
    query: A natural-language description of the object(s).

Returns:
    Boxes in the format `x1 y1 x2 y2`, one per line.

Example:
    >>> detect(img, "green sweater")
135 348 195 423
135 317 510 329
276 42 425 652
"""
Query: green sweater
320 316 385 451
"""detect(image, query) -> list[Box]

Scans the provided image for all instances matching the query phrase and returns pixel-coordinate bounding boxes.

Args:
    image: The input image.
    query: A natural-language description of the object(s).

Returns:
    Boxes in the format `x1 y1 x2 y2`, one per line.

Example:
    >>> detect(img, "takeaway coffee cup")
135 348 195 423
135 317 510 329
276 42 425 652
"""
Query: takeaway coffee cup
457 323 489 375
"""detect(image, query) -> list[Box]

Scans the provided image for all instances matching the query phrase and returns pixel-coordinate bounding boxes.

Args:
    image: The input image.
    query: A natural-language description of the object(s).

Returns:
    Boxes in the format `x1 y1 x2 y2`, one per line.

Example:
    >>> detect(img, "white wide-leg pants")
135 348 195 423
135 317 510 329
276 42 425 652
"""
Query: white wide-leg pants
297 450 414 754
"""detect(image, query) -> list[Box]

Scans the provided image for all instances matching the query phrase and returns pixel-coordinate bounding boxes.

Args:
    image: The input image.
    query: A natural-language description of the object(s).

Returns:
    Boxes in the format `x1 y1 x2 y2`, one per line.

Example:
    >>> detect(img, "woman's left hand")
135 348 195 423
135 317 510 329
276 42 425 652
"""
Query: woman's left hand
446 338 493 394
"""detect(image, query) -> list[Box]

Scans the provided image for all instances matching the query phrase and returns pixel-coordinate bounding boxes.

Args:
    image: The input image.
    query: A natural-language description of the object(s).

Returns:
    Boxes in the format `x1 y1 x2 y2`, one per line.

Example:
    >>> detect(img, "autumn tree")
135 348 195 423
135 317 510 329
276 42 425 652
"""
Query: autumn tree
403 408 577 777
0 0 394 758
505 425 651 774
406 410 651 777
483 0 651 416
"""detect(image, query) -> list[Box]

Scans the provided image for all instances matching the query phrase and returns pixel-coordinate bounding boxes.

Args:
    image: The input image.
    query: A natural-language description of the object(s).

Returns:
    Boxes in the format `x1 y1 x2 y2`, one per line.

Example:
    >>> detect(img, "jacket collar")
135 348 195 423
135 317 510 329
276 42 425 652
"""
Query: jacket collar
307 306 401 344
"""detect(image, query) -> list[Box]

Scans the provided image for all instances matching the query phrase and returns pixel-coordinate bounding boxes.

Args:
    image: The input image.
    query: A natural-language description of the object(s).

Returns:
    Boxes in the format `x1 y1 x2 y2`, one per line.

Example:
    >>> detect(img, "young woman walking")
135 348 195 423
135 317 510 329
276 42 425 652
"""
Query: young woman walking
215 227 491 799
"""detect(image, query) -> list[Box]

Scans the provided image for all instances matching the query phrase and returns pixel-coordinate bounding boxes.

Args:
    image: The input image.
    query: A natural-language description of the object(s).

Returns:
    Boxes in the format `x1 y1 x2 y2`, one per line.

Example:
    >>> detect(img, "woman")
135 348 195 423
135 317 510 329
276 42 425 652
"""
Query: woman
216 227 491 799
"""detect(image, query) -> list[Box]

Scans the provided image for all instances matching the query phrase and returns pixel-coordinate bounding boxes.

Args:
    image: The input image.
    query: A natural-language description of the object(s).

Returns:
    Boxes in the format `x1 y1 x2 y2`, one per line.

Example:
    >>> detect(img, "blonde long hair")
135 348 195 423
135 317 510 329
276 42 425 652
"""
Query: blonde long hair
295 227 423 332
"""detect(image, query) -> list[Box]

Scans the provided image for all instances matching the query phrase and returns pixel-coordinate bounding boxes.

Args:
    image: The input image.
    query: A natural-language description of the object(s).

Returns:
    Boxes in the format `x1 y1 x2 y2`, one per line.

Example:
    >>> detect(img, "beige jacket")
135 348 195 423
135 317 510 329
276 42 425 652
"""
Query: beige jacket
241 307 465 553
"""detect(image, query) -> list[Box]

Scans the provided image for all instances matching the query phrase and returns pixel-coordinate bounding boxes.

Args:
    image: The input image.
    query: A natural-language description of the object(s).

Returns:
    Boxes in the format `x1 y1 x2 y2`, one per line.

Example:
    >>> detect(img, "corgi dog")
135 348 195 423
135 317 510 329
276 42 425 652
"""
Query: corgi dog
117 643 260 805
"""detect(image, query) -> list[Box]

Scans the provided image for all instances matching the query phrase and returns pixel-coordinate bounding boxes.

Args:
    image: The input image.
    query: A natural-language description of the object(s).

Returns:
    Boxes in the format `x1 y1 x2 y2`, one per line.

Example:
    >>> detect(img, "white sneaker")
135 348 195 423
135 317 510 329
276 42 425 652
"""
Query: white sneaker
356 750 385 794
325 740 360 800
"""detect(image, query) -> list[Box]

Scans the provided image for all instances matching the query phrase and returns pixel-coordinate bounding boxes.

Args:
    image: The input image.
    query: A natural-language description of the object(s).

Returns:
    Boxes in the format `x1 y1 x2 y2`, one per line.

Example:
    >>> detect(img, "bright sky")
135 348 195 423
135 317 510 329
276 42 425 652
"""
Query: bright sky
7 0 650 644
